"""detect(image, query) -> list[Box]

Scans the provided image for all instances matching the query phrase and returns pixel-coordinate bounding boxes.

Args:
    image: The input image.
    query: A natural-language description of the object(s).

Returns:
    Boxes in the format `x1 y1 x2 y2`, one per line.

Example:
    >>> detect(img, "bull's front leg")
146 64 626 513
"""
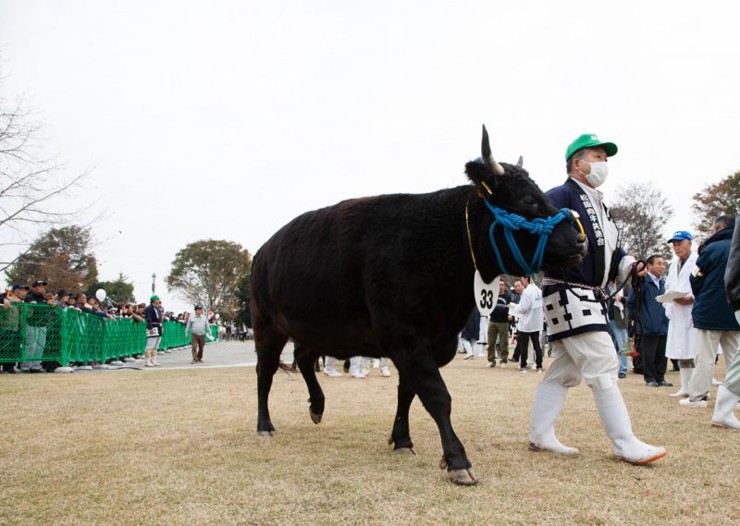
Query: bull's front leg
393 349 478 486
388 369 416 453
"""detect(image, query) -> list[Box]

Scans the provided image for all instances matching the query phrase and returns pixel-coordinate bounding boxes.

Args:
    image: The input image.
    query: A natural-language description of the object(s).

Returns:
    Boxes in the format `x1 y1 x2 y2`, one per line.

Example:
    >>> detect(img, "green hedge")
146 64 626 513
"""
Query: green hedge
0 304 217 365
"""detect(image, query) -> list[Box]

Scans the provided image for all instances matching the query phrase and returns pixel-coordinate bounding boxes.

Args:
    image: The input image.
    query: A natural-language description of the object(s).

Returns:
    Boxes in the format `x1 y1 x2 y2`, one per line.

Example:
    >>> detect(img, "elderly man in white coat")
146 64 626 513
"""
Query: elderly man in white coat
663 231 698 397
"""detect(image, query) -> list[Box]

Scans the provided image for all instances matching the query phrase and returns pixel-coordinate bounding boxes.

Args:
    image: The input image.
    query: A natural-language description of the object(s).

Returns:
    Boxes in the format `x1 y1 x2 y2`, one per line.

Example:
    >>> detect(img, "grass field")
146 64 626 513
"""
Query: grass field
1 356 737 525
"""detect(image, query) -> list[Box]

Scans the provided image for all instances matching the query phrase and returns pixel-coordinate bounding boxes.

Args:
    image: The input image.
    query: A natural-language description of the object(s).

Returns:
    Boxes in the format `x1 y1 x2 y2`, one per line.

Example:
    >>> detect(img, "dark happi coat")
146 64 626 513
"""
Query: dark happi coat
542 178 628 341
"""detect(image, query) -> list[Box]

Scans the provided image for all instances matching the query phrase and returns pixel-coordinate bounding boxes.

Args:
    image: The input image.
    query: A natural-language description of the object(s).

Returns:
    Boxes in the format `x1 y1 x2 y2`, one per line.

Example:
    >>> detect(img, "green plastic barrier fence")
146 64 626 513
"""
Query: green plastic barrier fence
0 304 217 366
158 319 218 350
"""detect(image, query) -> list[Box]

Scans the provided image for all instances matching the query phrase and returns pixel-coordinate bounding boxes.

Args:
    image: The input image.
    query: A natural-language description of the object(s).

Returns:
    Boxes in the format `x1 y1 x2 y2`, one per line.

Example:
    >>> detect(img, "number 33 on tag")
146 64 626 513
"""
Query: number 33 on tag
474 271 500 317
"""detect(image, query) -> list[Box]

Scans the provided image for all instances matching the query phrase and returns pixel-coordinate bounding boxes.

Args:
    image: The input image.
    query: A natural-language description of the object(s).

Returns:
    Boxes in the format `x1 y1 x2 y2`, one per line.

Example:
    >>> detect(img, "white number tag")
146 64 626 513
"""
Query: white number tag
474 271 499 317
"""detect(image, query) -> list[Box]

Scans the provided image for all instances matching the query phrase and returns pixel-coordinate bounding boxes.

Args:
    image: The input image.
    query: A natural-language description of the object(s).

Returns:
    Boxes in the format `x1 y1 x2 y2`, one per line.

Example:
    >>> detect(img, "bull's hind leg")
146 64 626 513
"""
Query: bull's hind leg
254 320 289 436
388 371 416 453
294 345 325 424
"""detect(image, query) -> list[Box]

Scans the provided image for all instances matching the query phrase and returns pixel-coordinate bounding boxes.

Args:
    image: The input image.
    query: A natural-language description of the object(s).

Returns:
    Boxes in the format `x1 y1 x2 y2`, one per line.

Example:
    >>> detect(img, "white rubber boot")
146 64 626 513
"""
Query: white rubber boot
711 385 740 430
349 356 366 378
594 385 667 465
323 356 342 377
379 357 391 377
360 357 371 377
670 367 693 398
529 382 579 455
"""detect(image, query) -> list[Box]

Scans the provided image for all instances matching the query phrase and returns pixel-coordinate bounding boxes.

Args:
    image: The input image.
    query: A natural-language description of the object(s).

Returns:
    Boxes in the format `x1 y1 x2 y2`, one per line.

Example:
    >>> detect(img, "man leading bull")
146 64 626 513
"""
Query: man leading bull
528 133 667 465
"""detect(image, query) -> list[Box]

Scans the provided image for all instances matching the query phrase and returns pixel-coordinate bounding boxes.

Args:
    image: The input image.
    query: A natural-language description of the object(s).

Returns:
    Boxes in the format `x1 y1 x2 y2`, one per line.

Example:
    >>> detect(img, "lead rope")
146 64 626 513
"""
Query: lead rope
483 201 578 275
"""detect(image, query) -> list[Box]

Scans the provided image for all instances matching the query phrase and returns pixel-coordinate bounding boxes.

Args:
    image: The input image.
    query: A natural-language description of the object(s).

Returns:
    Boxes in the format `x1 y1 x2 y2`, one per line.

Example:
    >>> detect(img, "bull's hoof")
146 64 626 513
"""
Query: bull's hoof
257 430 274 437
393 447 415 455
309 409 323 424
447 468 478 486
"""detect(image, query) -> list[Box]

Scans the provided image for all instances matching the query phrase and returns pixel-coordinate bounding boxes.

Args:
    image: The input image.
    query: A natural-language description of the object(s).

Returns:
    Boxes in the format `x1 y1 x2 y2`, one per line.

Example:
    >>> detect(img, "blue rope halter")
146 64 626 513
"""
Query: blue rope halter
483 200 577 276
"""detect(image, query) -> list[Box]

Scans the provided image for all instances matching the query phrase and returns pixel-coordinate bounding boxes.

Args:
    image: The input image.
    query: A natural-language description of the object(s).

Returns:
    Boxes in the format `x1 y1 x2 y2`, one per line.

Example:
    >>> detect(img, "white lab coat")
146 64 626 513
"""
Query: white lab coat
513 283 543 333
664 251 698 360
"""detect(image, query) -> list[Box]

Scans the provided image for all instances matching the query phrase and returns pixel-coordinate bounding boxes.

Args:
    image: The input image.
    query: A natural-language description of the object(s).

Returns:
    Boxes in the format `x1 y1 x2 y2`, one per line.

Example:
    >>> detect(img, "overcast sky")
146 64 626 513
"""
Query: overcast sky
1 1 739 313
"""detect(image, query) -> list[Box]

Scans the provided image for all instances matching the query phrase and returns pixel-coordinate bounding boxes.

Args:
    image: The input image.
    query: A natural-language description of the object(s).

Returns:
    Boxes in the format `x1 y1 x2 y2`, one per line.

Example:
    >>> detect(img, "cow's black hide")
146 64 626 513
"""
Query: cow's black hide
251 128 585 485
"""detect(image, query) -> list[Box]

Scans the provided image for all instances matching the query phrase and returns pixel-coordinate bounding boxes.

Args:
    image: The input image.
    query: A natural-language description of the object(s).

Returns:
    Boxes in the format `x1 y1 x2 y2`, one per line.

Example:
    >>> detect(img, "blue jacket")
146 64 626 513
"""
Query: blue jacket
627 275 668 335
690 227 740 331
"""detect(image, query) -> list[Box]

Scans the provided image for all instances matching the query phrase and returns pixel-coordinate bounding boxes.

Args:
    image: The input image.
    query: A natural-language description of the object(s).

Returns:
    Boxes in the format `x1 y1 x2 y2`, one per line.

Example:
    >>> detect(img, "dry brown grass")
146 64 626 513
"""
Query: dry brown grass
0 357 738 526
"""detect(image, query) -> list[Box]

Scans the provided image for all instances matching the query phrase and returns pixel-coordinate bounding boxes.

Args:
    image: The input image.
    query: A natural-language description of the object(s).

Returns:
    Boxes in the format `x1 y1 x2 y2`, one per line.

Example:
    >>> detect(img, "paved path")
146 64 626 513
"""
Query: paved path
70 340 294 373
144 340 295 371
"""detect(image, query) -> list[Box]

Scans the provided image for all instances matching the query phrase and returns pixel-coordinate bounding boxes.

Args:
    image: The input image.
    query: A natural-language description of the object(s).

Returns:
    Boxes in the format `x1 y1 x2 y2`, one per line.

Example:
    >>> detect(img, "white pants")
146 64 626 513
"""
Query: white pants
460 338 476 357
688 329 739 400
541 331 619 390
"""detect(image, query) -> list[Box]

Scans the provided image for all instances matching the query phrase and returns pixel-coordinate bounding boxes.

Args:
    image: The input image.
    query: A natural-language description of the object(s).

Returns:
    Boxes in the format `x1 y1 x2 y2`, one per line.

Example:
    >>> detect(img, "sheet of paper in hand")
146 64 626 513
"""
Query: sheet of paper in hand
656 291 688 303
474 271 500 317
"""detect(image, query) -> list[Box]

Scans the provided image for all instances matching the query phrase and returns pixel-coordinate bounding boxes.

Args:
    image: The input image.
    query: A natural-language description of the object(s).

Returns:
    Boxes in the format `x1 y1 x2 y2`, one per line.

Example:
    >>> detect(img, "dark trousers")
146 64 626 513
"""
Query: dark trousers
516 330 543 369
638 334 668 383
191 334 206 361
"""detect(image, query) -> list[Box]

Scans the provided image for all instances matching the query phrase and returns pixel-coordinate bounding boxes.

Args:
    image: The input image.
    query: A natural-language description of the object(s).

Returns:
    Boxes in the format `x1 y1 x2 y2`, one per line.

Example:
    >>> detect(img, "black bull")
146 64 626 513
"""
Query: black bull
251 128 586 485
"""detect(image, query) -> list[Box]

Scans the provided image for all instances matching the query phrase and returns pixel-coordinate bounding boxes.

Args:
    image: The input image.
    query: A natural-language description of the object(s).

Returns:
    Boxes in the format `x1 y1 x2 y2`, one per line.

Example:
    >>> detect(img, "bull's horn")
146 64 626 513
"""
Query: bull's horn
516 155 524 168
481 125 504 176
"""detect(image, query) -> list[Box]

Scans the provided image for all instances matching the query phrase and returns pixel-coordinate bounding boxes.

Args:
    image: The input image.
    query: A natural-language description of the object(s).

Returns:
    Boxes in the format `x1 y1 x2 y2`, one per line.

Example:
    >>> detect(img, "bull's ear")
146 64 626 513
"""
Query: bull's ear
465 159 495 198
481 125 504 176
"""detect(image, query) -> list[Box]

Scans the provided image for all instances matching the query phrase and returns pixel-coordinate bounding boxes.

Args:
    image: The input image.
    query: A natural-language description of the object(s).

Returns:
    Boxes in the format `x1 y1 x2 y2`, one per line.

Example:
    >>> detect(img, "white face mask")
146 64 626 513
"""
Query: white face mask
580 161 608 188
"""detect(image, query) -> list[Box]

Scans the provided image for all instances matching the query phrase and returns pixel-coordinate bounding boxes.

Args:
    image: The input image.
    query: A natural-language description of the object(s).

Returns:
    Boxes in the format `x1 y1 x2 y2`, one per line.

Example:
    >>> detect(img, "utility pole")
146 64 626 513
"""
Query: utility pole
151 273 156 294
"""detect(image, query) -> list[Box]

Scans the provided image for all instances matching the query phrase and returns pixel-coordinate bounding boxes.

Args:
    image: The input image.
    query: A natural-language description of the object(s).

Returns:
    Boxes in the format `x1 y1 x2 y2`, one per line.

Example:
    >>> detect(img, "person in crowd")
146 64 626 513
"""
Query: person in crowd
0 284 29 373
21 279 49 373
487 279 513 368
56 290 69 310
185 305 211 364
529 133 665 465
712 216 740 429
663 230 698 397
144 295 163 367
628 255 671 387
476 312 489 359
65 293 78 309
510 280 524 362
460 307 481 361
607 281 630 379
511 275 544 373
83 296 113 319
681 215 740 407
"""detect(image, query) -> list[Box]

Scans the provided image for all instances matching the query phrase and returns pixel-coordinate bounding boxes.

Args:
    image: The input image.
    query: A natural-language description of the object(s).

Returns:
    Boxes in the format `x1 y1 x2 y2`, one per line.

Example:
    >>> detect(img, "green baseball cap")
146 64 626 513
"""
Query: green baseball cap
150 295 160 302
565 133 618 160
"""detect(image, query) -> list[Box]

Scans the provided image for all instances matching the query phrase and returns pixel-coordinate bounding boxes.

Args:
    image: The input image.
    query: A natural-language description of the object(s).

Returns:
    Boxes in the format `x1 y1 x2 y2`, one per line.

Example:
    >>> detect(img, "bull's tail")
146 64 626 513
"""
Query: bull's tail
278 361 297 374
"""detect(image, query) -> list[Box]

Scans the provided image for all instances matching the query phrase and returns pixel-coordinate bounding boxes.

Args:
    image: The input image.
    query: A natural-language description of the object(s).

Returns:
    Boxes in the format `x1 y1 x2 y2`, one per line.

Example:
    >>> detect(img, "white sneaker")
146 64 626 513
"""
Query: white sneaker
380 366 391 377
487 362 495 368
323 369 342 377
519 368 528 374
350 372 367 379
679 397 708 408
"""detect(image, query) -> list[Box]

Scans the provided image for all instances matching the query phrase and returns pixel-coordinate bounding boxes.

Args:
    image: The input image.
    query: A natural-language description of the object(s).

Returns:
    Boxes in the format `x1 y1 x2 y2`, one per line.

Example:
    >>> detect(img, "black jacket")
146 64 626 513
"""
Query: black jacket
490 291 513 323
725 216 740 311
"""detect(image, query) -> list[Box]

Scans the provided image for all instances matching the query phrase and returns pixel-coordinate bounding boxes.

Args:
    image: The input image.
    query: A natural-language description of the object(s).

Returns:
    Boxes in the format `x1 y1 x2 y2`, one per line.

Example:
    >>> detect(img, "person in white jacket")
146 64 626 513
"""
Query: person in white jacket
512 276 544 373
663 231 698 397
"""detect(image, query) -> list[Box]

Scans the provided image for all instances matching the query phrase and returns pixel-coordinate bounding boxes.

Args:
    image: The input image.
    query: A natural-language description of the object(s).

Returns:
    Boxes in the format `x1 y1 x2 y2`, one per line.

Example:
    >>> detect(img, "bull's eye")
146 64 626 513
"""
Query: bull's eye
521 196 536 207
